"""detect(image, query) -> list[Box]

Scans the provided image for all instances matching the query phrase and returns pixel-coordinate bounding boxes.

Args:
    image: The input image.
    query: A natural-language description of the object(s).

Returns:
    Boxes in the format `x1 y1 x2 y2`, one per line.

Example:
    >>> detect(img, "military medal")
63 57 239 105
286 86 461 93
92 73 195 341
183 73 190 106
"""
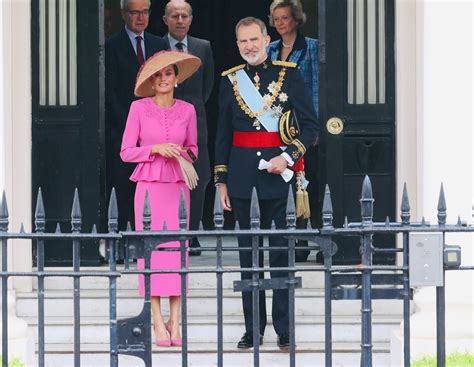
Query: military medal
229 67 288 131
272 105 283 118
253 72 260 90
278 92 288 102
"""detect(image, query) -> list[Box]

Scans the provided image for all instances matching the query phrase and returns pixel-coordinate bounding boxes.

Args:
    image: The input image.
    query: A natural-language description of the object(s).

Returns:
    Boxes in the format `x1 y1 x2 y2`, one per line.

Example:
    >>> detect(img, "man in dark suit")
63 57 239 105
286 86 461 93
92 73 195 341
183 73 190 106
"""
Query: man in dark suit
163 0 215 255
215 17 319 349
105 0 167 230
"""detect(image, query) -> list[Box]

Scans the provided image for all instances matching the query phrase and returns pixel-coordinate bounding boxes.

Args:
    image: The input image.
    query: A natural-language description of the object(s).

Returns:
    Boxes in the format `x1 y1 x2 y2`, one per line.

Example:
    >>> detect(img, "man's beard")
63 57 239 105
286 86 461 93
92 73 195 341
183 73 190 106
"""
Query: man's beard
241 49 266 65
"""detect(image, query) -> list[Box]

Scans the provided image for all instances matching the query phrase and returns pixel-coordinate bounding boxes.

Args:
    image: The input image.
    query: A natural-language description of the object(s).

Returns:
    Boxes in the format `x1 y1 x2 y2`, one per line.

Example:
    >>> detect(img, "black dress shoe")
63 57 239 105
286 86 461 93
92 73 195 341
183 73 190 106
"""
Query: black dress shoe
277 333 290 350
237 332 263 349
295 240 310 262
189 237 201 256
315 250 324 264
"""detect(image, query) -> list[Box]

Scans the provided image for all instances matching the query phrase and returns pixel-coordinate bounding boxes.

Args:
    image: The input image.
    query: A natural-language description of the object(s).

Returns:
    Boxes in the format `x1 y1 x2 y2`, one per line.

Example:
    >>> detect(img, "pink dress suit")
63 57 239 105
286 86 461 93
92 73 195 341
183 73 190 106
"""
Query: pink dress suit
120 97 198 296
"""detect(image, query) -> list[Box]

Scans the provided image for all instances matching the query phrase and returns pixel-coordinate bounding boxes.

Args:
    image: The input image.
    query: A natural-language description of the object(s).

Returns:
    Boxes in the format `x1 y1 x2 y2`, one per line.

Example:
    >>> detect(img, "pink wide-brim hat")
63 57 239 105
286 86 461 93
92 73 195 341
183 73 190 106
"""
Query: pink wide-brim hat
134 50 202 97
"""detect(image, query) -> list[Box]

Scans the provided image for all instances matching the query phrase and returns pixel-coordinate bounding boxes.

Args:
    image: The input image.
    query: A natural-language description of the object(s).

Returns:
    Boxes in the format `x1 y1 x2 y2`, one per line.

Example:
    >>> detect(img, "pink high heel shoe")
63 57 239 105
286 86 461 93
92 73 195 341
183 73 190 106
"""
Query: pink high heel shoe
166 321 182 347
155 339 172 347
154 325 171 347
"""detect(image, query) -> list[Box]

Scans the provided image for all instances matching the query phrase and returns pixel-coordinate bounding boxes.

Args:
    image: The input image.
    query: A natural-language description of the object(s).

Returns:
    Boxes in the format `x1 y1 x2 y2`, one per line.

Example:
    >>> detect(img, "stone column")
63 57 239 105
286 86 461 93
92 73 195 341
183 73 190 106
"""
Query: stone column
0 1 34 366
391 0 474 365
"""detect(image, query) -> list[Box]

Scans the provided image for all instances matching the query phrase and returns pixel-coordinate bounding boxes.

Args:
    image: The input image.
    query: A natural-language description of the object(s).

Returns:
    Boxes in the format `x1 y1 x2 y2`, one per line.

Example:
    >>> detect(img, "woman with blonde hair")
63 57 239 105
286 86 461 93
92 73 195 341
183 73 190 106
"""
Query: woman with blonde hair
120 50 201 347
268 0 320 262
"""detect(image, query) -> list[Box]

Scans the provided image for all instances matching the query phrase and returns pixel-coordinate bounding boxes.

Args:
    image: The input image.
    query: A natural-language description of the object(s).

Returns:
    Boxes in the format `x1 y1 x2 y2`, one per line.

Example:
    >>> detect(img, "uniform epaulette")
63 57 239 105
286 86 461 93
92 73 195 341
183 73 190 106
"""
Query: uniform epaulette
272 60 297 68
221 64 246 76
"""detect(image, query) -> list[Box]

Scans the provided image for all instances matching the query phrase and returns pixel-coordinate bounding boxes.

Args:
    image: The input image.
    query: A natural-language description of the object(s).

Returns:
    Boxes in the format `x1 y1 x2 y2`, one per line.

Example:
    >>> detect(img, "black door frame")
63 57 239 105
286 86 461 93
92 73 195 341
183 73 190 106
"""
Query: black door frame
31 0 105 266
319 0 396 264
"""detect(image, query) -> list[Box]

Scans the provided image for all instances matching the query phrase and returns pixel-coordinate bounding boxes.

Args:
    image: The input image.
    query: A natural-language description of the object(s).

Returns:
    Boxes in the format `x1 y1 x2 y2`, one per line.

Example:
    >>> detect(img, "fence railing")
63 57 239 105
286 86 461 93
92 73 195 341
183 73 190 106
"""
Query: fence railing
1 176 473 367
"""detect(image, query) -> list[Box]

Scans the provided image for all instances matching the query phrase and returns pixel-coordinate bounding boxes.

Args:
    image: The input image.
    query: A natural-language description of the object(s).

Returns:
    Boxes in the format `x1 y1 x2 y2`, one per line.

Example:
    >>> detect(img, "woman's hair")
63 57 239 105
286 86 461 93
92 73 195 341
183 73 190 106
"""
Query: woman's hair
268 0 307 28
172 64 179 76
151 64 179 78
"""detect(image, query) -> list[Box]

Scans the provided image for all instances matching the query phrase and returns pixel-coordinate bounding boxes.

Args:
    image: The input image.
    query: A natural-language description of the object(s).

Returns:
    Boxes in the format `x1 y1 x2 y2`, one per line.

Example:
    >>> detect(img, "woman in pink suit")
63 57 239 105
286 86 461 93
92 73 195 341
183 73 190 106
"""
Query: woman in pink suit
120 51 201 347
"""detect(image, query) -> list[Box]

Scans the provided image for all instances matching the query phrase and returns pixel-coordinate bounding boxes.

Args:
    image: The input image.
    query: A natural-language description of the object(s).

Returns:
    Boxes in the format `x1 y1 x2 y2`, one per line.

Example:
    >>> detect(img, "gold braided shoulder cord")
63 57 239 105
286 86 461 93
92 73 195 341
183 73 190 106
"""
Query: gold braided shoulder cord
230 68 287 119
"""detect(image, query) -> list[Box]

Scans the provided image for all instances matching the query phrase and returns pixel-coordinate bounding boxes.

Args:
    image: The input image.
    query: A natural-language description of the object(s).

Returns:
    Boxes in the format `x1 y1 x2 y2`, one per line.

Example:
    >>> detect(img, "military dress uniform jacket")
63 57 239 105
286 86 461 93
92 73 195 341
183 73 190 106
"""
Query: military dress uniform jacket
214 60 320 200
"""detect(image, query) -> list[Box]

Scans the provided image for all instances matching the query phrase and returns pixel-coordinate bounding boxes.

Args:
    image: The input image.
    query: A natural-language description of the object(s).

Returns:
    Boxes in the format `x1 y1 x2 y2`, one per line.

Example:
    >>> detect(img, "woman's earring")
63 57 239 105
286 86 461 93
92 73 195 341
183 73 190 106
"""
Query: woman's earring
151 85 155 91
175 83 178 88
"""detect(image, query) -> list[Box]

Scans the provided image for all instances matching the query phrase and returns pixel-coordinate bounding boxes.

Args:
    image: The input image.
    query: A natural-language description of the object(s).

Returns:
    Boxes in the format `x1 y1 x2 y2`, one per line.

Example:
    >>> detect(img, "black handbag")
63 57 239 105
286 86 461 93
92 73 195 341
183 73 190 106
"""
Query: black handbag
278 109 300 145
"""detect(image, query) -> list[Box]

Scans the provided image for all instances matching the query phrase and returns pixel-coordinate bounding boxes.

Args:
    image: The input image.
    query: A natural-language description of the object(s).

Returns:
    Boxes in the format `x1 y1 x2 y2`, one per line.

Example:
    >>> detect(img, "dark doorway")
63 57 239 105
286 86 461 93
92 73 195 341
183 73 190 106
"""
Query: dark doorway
103 0 292 231
320 0 396 264
31 0 104 266
32 0 395 265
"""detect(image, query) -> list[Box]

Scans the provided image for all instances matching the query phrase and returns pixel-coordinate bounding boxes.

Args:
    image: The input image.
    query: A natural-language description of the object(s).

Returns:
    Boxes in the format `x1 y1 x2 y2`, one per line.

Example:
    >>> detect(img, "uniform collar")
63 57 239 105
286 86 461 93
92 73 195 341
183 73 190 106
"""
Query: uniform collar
246 58 270 71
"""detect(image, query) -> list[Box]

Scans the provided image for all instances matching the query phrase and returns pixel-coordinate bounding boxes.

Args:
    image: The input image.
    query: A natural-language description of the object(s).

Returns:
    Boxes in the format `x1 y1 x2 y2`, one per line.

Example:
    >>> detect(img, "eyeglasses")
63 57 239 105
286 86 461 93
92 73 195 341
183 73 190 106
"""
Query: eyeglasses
126 9 151 17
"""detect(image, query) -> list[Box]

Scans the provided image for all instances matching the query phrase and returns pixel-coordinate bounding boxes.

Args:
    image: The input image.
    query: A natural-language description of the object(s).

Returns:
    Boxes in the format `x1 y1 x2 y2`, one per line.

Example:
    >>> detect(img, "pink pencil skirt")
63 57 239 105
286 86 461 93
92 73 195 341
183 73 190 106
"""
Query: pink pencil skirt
134 180 189 297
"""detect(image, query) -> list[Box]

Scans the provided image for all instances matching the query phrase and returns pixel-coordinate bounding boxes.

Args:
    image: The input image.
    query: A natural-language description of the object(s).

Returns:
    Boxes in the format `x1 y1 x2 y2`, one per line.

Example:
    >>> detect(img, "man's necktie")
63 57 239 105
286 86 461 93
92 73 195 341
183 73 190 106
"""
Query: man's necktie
136 36 144 65
175 42 185 52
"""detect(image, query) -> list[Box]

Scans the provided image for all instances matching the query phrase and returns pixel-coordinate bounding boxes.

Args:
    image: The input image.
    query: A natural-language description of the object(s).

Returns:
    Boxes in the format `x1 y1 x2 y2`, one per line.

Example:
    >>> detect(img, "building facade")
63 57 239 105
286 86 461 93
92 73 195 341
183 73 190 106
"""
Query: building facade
0 0 473 365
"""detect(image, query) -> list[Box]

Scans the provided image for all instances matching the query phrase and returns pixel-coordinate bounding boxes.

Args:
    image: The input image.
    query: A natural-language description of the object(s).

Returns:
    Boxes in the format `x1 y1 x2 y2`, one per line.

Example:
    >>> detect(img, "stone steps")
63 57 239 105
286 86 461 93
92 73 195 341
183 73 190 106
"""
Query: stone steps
16 287 407 318
38 341 391 353
22 314 401 344
33 346 391 367
19 264 404 366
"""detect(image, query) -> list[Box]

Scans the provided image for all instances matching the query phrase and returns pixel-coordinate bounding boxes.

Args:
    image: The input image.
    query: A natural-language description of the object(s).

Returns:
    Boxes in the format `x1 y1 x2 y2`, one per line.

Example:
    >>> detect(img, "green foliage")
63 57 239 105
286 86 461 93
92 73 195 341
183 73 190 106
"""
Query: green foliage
0 357 25 367
412 352 474 367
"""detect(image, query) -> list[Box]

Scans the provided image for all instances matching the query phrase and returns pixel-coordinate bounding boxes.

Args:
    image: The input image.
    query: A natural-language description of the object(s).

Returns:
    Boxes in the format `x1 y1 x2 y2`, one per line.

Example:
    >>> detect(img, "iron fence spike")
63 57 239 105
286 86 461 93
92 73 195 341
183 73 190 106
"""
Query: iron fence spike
162 221 168 231
400 182 410 224
126 221 132 232
361 175 373 199
0 191 8 218
55 223 62 233
108 188 118 233
457 215 462 226
71 188 82 232
213 185 223 215
0 191 9 231
20 223 25 233
385 216 390 226
198 221 204 231
250 187 260 229
142 190 151 231
344 216 349 228
213 186 224 229
322 185 334 229
271 220 276 230
178 189 187 230
307 220 312 229
360 176 374 225
322 185 333 214
35 187 46 232
285 185 296 228
421 216 426 226
437 183 447 225
91 224 97 234
234 220 240 231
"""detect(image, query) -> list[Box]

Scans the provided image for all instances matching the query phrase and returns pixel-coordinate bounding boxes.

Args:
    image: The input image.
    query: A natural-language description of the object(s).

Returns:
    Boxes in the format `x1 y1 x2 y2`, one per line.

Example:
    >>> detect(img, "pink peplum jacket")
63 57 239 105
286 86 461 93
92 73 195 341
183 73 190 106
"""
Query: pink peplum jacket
120 97 198 183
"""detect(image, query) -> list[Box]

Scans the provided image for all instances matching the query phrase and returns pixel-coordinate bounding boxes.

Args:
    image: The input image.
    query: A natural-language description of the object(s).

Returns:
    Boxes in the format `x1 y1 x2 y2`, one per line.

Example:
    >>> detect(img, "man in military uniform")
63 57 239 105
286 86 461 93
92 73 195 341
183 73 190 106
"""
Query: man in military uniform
214 17 319 350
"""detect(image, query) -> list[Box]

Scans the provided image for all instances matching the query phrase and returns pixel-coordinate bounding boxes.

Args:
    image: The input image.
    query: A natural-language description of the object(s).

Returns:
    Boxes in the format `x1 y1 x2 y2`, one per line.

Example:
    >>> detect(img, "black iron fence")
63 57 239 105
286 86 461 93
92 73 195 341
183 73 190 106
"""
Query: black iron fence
1 176 473 367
